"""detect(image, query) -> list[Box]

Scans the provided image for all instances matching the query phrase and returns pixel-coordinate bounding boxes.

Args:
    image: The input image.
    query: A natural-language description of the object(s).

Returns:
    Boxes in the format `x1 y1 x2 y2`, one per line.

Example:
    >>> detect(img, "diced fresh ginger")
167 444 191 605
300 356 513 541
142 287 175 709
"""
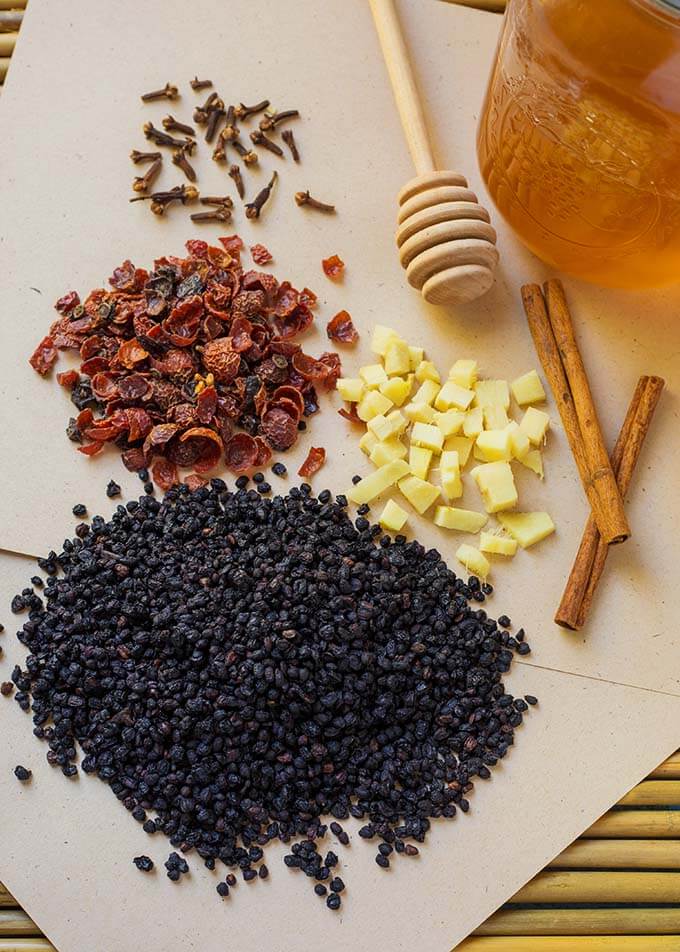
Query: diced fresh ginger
371 324 399 356
347 459 409 505
463 407 484 439
440 449 461 475
448 359 478 389
444 436 473 467
471 461 518 513
359 431 378 456
398 475 441 514
497 511 555 548
409 445 433 480
483 404 509 430
336 377 364 403
479 532 518 556
384 338 411 376
434 506 488 532
440 450 463 499
357 390 393 421
435 409 465 437
520 406 550 445
519 448 544 478
511 369 546 406
370 438 408 467
506 420 531 460
413 379 440 406
474 379 510 409
435 381 474 411
368 410 407 442
475 428 512 462
379 376 411 407
404 402 436 424
360 363 389 389
411 421 443 454
408 345 424 370
455 544 490 579
415 360 441 384
379 499 409 533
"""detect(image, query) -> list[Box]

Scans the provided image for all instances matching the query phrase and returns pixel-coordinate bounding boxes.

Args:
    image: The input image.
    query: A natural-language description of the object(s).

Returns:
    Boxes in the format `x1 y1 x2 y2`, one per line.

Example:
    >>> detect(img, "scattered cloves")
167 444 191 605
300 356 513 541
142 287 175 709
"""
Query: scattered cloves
234 99 270 121
295 190 335 213
194 92 221 125
205 107 226 144
190 76 213 91
162 115 196 137
259 109 299 132
143 122 193 150
228 164 245 199
130 184 199 216
245 170 278 220
199 195 234 208
130 149 162 165
282 129 300 163
231 139 258 166
141 82 179 103
132 156 163 193
172 146 197 183
190 208 232 223
250 128 284 157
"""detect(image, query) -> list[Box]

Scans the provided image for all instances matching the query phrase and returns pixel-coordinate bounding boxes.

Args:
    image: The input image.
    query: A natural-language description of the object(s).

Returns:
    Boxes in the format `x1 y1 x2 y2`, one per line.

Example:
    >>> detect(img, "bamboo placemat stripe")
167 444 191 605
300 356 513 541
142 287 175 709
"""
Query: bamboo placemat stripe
475 908 680 937
0 890 14 910
0 943 55 952
618 782 680 806
0 915 38 938
512 871 680 904
584 810 680 839
458 938 680 950
551 838 680 869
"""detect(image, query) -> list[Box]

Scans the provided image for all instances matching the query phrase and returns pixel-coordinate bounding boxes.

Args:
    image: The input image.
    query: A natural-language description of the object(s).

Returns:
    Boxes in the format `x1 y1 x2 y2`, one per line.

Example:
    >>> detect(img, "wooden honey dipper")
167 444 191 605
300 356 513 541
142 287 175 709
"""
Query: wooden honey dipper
369 0 499 305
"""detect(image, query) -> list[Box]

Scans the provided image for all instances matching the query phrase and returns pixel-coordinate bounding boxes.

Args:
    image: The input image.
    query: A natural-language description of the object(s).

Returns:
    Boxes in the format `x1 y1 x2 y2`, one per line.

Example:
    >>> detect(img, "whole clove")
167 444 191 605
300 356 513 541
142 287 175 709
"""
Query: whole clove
130 184 199 215
231 139 258 166
295 190 335 213
193 92 221 125
162 115 196 137
199 195 234 208
141 82 179 103
259 109 299 132
172 146 197 183
250 128 284 157
143 122 193 150
190 207 233 223
228 164 245 199
234 99 270 121
282 129 300 162
245 170 278 219
130 149 162 165
132 156 163 193
205 107 226 144
190 76 213 91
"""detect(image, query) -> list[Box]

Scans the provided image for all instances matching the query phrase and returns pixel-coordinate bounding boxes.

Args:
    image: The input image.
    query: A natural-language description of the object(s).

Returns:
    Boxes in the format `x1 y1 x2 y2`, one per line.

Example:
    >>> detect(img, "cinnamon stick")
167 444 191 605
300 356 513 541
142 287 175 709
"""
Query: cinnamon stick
543 279 630 544
521 283 626 546
556 375 664 629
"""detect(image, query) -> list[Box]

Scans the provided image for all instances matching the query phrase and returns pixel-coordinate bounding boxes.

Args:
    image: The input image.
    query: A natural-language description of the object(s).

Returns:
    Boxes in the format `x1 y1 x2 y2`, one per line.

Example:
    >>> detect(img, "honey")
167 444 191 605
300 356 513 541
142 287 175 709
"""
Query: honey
477 0 680 288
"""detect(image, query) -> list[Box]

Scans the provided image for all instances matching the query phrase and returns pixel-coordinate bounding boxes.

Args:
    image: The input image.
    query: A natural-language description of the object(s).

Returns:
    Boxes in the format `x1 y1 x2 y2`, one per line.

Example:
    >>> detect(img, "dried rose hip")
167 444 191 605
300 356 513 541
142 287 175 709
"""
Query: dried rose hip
224 433 259 474
298 447 326 477
326 310 359 345
321 255 344 279
29 336 58 376
250 244 273 266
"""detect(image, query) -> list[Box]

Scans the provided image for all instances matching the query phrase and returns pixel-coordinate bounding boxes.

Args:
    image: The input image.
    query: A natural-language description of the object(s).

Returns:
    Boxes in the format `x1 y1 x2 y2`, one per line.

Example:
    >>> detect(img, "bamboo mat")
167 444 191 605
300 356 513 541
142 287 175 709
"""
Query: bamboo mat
3 1 680 950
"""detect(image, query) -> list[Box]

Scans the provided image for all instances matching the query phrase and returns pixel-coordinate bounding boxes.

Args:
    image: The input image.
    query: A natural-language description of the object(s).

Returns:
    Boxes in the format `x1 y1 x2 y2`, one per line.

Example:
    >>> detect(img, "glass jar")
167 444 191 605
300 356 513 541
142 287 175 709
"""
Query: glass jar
477 0 680 288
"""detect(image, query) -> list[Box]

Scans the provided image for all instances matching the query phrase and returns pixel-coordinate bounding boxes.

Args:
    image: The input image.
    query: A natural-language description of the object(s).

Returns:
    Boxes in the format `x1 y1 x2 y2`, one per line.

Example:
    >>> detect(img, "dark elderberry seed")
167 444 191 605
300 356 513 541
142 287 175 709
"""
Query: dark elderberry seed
31 576 44 588
356 503 370 515
375 854 390 869
318 489 332 504
514 699 528 712
106 480 122 499
143 819 157 834
10 596 26 614
226 874 237 887
242 868 257 881
516 628 526 642
517 642 531 656
132 806 146 822
284 855 299 868
271 462 287 477
204 858 215 870
329 822 343 836
394 839 405 854
338 831 350 846
253 472 265 484
524 694 538 706
335 493 347 506
257 482 271 494
498 614 511 628
326 892 341 910
404 844 419 857
1 682 14 697
299 482 312 495
216 882 230 897
235 475 249 489
482 582 493 595
314 883 327 897
133 855 154 872
72 503 87 517
62 764 78 778
324 851 338 868
358 825 375 839
249 846 264 861
258 864 269 879
329 876 344 893
297 420 307 431
378 843 393 856
143 482 154 495
351 474 362 485
14 765 32 782
0 623 4 632
166 869 180 882
138 468 149 482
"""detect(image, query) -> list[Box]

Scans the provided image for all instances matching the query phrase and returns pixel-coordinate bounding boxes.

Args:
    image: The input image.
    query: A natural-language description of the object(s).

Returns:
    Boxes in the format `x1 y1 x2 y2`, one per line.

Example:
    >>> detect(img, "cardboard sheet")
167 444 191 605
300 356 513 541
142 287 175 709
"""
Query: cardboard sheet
0 2 679 950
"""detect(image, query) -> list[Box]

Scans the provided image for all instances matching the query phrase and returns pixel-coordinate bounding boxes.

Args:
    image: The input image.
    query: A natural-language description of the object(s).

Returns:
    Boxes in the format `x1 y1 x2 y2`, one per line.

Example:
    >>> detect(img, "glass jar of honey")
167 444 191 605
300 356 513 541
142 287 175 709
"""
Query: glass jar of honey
477 0 680 288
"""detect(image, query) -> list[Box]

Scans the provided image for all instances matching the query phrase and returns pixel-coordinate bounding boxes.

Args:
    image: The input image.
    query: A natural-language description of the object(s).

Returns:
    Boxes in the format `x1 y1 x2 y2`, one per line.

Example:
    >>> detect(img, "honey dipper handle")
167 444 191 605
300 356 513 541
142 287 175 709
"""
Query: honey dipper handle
369 0 436 176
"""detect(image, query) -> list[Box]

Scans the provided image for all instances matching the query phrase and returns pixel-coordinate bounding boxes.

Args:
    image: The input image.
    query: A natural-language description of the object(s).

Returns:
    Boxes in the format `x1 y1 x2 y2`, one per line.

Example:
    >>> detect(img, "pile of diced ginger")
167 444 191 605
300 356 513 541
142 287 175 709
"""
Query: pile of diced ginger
337 325 555 579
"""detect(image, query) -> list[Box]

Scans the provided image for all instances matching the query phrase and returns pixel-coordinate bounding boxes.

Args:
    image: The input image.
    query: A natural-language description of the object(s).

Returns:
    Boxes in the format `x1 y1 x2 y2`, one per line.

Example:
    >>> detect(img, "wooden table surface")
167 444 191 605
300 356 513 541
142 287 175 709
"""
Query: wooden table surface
3 1 679 949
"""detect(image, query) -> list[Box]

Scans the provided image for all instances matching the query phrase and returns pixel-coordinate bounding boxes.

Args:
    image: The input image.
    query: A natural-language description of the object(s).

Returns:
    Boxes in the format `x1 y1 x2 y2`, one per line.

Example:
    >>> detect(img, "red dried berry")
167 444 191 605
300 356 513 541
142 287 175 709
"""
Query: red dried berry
298 446 326 477
321 254 344 279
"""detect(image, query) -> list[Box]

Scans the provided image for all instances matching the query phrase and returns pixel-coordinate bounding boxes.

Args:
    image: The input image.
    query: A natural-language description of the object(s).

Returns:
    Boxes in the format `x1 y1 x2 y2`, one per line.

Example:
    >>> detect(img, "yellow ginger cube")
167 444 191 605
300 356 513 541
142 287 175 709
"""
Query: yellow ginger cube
434 507 488 532
357 390 393 422
368 410 407 442
448 359 478 389
475 428 513 462
520 406 550 445
413 379 440 406
455 544 490 579
471 461 518 513
411 422 444 454
511 370 546 406
498 511 555 547
379 376 412 407
379 499 409 533
505 420 531 460
408 345 424 370
444 436 473 467
483 404 509 430
360 363 389 389
404 402 436 424
336 378 364 403
398 475 441 514
463 407 484 439
479 532 518 556
415 360 441 384
359 431 378 456
409 445 433 480
384 338 411 376
435 381 475 411
440 450 463 500
474 379 510 409
435 409 465 437
347 459 410 505
519 448 544 478
371 324 399 356
370 438 408 467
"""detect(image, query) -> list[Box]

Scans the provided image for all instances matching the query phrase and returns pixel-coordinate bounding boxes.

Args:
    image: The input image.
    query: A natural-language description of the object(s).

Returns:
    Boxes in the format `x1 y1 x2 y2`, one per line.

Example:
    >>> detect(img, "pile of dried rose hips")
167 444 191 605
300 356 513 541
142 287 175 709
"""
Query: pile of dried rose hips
29 237 348 489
